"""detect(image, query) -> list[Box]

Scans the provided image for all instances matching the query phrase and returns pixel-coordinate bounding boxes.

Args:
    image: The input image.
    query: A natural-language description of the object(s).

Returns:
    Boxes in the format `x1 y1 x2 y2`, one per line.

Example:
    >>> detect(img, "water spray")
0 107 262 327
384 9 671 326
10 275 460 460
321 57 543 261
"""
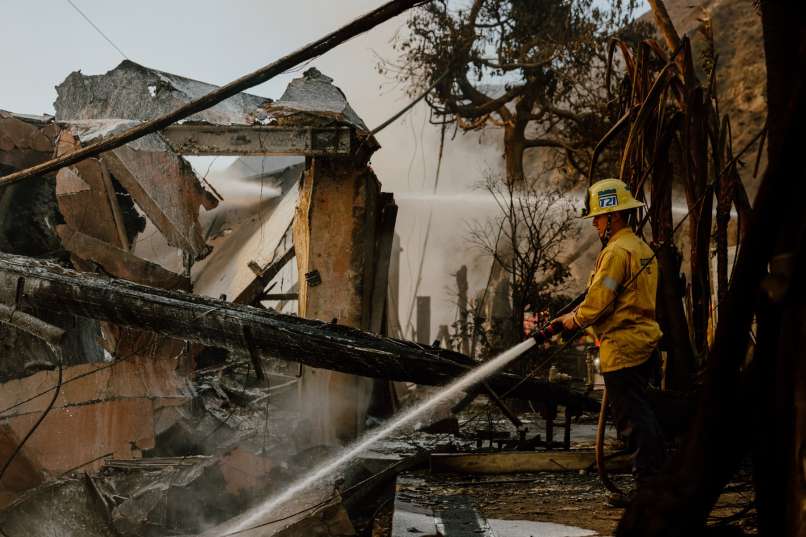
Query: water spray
217 332 562 535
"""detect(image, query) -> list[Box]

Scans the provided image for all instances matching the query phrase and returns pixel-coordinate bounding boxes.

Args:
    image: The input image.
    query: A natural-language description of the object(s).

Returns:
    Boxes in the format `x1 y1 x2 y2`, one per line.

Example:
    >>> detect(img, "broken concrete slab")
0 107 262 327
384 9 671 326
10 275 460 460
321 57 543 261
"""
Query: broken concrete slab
55 60 270 125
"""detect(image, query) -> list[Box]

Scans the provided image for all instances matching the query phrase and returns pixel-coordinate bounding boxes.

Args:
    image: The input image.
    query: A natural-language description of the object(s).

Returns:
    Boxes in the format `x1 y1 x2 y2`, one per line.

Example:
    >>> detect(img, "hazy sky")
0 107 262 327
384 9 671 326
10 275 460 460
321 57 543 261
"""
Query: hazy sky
1 0 502 187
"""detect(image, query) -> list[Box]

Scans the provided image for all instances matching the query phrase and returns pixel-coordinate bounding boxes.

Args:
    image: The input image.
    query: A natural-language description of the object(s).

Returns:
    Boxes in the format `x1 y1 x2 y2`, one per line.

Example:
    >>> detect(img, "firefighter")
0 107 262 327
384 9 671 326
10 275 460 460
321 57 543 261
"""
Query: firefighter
553 178 665 502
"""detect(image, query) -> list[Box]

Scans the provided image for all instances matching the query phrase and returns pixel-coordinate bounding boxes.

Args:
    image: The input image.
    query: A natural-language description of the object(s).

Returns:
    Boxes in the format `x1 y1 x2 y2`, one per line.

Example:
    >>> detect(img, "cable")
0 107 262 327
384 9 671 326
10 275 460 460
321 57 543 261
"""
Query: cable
66 0 129 60
0 347 63 483
362 70 450 145
0 348 141 417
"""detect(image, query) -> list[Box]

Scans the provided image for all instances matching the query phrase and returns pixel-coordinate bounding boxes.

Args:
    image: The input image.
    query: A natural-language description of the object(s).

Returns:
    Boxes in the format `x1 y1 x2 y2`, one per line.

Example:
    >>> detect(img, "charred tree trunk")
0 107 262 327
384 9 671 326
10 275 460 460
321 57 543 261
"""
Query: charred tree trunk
456 265 470 355
751 2 806 534
0 253 598 412
617 3 806 534
651 122 697 391
686 87 714 357
655 244 694 390
504 123 526 184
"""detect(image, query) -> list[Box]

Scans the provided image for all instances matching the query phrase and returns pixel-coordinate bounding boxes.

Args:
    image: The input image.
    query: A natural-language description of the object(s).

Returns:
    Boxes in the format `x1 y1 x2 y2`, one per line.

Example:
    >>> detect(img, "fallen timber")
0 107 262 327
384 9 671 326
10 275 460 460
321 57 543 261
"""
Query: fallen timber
0 253 598 412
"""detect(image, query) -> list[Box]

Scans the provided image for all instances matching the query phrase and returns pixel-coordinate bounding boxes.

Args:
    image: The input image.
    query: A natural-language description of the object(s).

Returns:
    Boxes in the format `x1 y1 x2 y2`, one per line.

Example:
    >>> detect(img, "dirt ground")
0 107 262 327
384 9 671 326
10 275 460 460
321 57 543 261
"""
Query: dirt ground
372 469 757 536
362 396 757 537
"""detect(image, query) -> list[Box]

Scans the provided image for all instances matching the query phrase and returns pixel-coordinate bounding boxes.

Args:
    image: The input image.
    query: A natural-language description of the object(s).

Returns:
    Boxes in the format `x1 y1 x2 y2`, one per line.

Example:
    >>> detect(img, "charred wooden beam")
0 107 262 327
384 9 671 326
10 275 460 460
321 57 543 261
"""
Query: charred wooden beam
161 125 352 156
238 247 296 306
0 253 597 411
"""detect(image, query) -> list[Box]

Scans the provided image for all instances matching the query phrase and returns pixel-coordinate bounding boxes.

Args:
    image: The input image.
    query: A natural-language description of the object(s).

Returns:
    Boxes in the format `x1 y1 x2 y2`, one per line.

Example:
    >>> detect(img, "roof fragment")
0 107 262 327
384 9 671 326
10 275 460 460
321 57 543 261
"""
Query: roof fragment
55 60 270 125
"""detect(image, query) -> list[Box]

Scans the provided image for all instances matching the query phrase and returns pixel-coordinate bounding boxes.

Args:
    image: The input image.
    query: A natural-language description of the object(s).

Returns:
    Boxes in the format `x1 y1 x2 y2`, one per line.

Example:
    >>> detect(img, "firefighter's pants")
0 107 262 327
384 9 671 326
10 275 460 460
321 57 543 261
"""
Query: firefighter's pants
603 357 665 484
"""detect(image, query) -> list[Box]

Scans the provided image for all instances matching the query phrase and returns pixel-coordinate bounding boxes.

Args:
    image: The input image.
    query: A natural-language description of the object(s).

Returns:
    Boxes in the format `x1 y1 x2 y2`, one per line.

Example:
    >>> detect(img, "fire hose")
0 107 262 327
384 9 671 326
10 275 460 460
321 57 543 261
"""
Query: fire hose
595 389 624 495
531 319 623 496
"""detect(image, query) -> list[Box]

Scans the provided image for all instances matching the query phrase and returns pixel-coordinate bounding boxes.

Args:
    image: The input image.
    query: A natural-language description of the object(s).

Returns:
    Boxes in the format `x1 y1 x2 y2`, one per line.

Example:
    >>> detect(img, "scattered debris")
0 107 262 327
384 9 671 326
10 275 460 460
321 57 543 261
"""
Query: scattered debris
0 0 782 535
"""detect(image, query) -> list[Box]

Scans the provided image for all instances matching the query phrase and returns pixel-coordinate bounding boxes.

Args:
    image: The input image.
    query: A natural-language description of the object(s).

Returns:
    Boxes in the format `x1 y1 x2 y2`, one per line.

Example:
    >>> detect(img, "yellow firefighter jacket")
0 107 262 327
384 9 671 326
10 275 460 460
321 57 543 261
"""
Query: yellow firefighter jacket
572 228 662 373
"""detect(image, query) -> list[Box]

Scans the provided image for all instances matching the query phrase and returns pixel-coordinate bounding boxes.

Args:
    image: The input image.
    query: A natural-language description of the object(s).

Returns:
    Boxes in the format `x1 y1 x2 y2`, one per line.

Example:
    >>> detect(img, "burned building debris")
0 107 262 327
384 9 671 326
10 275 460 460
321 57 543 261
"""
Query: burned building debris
0 0 802 536
0 54 601 536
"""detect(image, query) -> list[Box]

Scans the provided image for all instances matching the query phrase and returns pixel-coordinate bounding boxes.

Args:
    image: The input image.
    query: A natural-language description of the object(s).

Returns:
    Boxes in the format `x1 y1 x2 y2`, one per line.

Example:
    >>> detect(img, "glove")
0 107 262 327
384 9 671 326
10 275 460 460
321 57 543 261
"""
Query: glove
531 320 565 343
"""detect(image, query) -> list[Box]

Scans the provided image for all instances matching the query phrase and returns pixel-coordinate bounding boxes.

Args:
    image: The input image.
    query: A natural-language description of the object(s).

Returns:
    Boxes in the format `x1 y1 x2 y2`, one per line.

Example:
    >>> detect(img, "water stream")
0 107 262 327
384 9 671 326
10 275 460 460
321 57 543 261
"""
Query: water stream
218 337 537 535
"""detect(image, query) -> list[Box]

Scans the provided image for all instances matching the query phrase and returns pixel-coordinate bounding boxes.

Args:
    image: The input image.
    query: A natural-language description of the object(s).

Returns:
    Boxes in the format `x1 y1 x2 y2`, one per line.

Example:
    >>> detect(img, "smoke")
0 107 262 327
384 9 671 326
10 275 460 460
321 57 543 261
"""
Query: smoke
212 338 537 535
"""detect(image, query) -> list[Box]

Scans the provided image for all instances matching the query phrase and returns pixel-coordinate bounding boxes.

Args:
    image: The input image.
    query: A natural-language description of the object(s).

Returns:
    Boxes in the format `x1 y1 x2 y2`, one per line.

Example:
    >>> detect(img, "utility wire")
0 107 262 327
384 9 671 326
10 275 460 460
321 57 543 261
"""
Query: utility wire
0 348 141 417
0 348 63 483
363 70 450 144
66 0 129 60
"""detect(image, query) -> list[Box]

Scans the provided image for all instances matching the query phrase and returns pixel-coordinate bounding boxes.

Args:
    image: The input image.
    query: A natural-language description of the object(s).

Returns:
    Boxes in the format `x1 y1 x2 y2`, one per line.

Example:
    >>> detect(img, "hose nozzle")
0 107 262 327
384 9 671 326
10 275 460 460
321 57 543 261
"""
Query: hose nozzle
531 320 565 344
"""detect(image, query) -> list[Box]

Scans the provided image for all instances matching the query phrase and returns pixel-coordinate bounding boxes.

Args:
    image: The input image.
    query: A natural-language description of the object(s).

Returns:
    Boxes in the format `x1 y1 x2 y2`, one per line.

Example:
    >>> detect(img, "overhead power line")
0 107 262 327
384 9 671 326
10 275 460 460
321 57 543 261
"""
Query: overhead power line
66 0 129 60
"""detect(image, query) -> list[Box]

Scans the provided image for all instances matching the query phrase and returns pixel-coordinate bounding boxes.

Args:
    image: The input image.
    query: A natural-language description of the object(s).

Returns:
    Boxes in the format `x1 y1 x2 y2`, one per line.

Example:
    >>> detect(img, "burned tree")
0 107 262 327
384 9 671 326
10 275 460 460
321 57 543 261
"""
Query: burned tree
586 6 756 390
467 174 576 351
615 0 806 534
386 0 650 183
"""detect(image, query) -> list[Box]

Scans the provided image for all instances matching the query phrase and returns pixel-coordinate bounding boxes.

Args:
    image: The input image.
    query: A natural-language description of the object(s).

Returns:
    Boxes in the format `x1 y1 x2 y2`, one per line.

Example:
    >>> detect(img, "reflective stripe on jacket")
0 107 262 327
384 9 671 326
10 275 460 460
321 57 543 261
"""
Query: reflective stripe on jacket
572 228 662 373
